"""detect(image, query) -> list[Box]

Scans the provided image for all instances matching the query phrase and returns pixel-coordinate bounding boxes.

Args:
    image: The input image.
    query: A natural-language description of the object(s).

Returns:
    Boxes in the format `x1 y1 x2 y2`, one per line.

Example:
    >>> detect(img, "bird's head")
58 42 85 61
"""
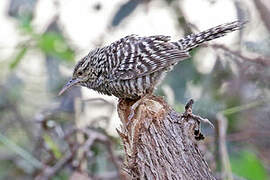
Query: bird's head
58 51 100 96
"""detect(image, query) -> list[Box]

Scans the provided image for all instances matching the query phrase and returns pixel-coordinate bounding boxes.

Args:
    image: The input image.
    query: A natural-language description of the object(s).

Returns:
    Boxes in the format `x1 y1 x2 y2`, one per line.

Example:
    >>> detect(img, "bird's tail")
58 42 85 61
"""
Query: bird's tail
173 21 247 51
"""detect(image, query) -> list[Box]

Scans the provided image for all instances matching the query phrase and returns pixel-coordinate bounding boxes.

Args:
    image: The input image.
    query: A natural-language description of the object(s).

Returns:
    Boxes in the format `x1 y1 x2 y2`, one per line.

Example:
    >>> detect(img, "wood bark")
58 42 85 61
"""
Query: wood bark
117 95 216 180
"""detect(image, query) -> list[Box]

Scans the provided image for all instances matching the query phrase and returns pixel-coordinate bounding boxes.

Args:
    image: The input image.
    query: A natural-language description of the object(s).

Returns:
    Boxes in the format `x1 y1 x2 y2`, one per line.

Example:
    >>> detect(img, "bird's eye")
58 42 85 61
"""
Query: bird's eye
78 71 83 76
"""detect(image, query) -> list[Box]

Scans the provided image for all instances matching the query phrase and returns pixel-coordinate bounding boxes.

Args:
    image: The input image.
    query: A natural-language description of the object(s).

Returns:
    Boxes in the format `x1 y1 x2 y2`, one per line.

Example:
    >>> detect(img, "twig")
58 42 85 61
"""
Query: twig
227 129 270 142
221 99 266 116
36 128 121 179
216 113 233 180
35 145 78 180
83 98 115 106
0 132 43 170
253 0 270 32
78 128 121 178
211 44 270 66
74 97 87 171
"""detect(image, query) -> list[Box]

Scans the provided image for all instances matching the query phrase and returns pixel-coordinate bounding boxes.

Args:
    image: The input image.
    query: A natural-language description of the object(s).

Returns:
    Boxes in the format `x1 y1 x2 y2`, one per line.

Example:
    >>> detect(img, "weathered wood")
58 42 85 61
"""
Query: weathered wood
117 95 215 180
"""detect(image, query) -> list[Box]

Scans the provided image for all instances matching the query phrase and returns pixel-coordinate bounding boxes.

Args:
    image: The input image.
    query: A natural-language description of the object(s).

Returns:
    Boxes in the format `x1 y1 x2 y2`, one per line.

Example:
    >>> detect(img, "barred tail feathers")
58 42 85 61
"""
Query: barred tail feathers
174 21 246 51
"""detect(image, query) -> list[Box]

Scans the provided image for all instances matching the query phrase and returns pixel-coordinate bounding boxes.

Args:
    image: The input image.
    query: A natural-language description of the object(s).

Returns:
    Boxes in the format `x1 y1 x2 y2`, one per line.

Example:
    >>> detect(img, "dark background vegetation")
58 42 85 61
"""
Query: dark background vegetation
0 0 269 179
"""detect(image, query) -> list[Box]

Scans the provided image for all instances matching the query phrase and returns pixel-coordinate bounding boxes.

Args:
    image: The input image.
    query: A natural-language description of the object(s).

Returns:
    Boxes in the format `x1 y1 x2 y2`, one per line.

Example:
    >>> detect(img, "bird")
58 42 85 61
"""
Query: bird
59 21 246 100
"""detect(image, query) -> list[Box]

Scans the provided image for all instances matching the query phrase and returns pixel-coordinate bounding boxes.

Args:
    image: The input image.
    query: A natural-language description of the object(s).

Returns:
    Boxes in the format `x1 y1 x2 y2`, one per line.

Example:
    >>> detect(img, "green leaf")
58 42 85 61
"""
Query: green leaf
37 32 74 62
221 100 265 116
9 47 28 69
43 134 62 159
231 151 269 180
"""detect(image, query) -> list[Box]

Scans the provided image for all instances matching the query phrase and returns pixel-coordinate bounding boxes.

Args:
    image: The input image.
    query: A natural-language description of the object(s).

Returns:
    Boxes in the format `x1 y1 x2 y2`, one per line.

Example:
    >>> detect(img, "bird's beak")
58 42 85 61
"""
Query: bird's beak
58 78 80 96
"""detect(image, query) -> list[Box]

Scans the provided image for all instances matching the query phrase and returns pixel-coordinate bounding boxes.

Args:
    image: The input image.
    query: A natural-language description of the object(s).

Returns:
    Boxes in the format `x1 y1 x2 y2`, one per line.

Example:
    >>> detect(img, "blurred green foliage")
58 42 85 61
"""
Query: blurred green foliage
231 151 269 180
37 32 74 61
0 132 42 169
9 14 74 70
43 134 62 159
51 171 69 180
9 46 28 69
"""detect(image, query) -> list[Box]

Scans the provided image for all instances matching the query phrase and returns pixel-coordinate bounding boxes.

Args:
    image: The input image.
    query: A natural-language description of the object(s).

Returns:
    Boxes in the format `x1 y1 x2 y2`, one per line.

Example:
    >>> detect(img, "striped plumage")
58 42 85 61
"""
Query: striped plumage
59 21 246 99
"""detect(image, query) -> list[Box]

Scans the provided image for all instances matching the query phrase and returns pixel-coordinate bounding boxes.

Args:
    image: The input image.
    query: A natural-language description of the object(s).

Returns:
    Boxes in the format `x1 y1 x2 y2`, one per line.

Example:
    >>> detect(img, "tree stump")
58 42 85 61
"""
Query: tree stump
117 95 215 180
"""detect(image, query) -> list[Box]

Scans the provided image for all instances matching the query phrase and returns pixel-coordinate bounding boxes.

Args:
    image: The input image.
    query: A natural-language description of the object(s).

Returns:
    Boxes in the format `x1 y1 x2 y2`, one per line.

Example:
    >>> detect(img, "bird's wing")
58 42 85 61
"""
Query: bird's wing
107 35 190 81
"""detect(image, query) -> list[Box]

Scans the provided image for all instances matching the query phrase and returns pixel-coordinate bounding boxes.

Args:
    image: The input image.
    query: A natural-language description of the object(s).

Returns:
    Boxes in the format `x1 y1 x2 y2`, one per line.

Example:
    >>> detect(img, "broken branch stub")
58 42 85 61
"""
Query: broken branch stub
117 95 216 180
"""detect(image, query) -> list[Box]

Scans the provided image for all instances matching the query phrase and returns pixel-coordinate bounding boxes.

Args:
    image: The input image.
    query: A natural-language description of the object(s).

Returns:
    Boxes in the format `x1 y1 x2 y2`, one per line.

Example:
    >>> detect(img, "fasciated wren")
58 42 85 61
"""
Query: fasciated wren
59 21 246 99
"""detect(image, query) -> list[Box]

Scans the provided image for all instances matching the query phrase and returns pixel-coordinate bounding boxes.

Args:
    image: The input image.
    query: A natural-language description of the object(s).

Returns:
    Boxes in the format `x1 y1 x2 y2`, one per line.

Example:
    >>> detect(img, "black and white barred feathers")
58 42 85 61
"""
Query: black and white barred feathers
60 21 246 99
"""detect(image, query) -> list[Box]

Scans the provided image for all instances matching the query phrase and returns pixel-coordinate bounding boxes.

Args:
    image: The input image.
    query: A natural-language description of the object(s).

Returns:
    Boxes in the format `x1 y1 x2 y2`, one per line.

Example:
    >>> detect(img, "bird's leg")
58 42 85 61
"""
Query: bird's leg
127 99 142 122
127 94 150 123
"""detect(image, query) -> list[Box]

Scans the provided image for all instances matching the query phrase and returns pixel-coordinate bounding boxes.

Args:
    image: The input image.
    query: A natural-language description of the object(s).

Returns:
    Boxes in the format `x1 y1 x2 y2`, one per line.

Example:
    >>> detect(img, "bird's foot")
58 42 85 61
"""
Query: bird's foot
126 95 149 127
